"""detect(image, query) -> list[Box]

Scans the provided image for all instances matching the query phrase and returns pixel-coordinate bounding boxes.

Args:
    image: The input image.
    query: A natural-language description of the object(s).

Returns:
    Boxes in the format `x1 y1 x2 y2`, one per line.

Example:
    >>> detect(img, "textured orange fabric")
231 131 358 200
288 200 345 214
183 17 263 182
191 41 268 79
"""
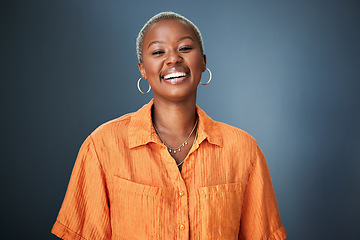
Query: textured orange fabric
52 100 286 240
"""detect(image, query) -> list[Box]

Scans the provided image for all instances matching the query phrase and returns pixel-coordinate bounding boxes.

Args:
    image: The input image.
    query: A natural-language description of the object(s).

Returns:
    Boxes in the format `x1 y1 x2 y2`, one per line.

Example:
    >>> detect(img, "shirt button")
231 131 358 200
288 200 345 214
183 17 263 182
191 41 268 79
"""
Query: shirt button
179 224 185 231
179 190 185 197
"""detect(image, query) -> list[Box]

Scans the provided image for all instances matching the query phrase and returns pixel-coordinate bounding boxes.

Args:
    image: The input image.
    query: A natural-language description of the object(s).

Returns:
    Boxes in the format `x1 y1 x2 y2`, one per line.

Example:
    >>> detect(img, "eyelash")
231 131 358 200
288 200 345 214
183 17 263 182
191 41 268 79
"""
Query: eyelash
152 50 165 55
179 46 193 51
151 46 193 56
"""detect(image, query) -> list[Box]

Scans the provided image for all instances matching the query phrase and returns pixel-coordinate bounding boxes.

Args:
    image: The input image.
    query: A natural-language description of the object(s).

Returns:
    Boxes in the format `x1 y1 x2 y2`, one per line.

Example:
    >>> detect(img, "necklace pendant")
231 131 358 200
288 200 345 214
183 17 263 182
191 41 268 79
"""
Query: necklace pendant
153 118 198 156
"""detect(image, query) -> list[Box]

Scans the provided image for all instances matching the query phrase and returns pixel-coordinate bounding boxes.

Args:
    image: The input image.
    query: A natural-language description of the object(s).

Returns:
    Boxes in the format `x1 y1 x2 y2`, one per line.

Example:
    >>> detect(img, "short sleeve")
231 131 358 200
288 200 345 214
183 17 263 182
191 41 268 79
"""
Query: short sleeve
51 136 111 240
239 145 287 240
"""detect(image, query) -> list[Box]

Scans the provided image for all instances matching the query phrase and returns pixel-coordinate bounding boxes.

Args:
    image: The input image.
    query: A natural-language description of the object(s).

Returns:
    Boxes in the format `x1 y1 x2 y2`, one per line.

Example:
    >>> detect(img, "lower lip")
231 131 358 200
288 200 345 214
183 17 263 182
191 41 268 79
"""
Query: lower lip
162 76 187 85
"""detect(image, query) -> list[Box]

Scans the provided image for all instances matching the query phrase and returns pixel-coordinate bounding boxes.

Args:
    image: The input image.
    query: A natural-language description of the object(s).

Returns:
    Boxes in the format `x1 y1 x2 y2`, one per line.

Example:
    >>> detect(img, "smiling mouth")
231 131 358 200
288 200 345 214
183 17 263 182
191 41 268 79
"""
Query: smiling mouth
163 71 187 80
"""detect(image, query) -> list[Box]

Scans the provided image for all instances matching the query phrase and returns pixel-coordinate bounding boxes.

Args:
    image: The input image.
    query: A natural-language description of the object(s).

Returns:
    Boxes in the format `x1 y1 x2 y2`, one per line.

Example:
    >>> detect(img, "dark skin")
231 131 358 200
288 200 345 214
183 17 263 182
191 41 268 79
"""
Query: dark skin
138 19 206 165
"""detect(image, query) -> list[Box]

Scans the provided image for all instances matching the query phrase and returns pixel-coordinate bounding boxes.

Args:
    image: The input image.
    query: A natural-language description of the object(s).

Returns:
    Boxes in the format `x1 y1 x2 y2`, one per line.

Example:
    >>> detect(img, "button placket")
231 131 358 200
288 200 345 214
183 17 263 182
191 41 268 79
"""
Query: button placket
177 186 189 238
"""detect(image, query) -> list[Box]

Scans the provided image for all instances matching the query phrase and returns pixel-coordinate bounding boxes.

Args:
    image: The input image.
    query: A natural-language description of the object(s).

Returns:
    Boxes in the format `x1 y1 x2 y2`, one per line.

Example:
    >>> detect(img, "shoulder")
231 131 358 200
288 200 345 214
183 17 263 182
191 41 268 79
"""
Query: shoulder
88 112 135 142
197 106 256 145
212 121 264 169
215 121 257 146
90 100 153 138
197 105 258 150
95 112 133 133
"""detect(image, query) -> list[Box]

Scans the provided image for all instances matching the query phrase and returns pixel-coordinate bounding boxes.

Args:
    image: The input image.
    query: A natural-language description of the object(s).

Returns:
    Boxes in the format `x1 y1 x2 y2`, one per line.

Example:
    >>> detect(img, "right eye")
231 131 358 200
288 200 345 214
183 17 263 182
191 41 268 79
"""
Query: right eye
152 50 165 55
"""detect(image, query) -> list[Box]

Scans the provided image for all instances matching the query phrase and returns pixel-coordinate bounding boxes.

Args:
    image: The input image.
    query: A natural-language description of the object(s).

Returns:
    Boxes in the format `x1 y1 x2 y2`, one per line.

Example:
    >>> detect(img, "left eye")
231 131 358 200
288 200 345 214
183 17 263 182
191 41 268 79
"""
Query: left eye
152 50 165 55
179 46 193 52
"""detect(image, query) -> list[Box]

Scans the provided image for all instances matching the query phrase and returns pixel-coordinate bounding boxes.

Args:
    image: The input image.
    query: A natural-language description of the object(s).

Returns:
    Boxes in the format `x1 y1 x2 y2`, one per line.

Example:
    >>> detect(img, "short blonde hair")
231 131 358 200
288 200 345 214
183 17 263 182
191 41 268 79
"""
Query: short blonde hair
136 12 204 62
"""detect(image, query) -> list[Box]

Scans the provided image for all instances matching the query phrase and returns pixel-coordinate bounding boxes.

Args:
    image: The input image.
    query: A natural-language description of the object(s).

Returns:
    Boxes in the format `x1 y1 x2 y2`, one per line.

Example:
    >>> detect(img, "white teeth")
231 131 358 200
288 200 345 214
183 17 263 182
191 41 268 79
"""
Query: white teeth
163 72 186 80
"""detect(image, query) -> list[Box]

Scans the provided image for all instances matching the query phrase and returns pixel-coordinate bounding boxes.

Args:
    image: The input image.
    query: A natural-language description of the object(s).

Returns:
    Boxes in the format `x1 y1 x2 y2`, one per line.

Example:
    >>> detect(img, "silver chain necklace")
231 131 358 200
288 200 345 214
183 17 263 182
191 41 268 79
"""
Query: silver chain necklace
153 118 198 154
176 128 198 167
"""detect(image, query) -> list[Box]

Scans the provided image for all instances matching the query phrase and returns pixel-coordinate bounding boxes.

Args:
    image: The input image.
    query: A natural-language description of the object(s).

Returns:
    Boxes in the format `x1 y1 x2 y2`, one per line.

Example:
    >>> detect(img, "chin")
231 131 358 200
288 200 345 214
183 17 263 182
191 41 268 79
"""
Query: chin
165 90 197 102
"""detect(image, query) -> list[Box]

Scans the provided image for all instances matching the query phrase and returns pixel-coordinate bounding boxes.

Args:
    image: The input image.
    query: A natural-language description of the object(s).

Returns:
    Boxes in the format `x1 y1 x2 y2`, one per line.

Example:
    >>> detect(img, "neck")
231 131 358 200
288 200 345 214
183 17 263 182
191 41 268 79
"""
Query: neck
152 96 197 137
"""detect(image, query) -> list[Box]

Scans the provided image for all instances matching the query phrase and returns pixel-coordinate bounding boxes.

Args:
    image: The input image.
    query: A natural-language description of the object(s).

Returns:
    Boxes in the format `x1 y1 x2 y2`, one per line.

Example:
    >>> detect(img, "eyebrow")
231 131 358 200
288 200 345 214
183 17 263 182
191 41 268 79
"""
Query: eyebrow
177 36 194 42
147 41 164 49
147 36 194 49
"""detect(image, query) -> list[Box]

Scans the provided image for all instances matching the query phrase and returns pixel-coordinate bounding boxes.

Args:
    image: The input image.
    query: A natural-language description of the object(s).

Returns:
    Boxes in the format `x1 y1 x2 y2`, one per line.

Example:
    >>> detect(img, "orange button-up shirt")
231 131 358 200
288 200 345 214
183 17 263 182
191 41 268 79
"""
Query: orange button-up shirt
52 100 286 240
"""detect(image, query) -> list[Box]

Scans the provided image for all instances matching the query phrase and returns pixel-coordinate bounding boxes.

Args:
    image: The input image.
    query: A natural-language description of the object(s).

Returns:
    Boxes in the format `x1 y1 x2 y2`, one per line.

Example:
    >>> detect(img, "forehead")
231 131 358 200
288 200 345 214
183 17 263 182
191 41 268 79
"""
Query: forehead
143 19 197 44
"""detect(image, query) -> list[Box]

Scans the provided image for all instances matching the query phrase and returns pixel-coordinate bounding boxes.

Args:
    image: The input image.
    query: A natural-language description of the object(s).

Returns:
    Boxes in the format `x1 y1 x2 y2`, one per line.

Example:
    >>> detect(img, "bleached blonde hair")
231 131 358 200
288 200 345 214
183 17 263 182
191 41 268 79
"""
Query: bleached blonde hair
136 11 204 62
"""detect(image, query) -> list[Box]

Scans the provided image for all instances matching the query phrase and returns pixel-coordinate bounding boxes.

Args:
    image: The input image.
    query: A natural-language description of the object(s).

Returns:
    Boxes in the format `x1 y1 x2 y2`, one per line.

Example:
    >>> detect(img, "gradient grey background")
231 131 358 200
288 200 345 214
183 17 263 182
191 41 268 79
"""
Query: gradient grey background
1 0 359 239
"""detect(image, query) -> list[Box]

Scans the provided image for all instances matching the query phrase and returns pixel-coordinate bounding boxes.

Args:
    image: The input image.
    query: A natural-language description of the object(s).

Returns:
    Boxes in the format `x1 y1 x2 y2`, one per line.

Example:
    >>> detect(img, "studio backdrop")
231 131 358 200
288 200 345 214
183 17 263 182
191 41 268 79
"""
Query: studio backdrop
1 0 360 239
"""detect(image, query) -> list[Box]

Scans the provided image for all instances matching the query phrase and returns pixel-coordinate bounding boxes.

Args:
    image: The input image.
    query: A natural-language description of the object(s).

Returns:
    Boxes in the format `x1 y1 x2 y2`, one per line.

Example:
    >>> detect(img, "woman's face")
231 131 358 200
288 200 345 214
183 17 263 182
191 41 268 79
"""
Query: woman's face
138 19 206 102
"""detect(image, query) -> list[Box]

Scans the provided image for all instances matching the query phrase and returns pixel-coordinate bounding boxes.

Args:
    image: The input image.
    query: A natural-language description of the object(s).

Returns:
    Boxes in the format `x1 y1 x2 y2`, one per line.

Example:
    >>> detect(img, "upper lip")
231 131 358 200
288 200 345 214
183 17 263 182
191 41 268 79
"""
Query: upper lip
161 67 189 79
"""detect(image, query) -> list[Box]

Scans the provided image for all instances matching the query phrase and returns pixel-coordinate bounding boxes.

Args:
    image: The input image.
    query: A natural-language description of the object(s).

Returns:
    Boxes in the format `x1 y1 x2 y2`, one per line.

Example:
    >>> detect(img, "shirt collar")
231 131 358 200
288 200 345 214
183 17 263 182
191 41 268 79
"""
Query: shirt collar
128 99 223 149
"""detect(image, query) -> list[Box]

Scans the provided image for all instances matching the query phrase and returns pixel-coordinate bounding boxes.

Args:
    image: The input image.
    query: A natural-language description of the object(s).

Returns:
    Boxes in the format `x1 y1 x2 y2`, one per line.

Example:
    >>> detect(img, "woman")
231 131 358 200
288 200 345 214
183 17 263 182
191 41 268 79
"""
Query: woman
52 12 287 239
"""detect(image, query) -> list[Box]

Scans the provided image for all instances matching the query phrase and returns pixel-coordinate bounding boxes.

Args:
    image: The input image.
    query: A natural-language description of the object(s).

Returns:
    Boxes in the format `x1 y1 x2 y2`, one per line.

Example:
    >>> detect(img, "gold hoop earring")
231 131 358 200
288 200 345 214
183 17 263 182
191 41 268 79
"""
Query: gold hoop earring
137 78 151 94
200 68 212 85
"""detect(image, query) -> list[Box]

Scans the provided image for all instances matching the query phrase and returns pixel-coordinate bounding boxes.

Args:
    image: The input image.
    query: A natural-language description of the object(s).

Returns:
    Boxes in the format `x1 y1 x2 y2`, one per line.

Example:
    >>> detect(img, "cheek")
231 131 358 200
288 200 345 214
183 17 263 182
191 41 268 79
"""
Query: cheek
190 55 205 72
143 61 160 76
193 51 205 66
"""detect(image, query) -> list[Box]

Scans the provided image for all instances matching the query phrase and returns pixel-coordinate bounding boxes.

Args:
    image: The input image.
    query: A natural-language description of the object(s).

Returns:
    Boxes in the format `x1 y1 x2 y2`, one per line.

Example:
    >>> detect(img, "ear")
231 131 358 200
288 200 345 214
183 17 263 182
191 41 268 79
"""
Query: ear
202 54 207 72
138 62 147 79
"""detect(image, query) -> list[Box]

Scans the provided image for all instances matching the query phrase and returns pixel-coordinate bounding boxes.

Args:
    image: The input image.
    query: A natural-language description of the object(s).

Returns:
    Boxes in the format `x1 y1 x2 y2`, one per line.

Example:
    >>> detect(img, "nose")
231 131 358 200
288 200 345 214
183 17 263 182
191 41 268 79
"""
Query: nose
166 49 182 65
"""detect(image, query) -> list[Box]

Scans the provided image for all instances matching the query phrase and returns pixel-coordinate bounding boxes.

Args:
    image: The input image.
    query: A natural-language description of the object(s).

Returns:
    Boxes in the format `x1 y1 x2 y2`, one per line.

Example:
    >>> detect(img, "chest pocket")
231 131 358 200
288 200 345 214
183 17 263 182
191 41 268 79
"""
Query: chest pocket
112 176 162 240
196 183 242 239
